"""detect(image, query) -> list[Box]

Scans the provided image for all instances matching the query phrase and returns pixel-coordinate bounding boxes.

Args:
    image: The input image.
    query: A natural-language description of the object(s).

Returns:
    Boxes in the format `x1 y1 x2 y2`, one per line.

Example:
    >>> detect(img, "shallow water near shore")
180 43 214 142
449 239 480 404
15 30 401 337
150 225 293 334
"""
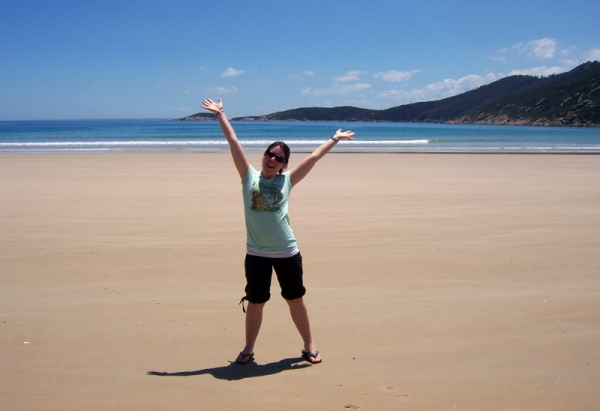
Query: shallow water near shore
1 119 600 153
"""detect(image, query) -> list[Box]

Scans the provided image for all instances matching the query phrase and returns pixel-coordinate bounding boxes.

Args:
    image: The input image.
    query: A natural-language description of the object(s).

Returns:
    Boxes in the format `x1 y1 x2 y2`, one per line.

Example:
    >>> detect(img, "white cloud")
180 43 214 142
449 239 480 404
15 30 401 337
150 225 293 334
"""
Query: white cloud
206 86 238 95
334 70 364 82
586 48 600 62
378 73 498 104
508 66 566 76
222 67 245 77
515 37 557 59
374 70 420 82
425 73 498 97
290 70 315 79
530 38 557 59
559 45 577 57
302 71 370 96
378 88 425 102
302 83 371 96
490 47 509 63
337 83 371 93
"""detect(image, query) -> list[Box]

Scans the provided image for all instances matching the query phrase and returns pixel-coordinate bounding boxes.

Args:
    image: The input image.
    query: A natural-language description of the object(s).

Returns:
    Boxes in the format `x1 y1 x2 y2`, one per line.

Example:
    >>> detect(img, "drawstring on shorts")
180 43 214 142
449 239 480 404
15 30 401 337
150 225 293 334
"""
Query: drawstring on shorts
239 296 248 313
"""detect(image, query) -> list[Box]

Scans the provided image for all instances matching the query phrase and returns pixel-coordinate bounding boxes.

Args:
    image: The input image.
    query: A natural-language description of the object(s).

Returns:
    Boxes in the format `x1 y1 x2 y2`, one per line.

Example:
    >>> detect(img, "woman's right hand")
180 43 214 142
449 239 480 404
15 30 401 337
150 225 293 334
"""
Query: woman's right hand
201 98 223 115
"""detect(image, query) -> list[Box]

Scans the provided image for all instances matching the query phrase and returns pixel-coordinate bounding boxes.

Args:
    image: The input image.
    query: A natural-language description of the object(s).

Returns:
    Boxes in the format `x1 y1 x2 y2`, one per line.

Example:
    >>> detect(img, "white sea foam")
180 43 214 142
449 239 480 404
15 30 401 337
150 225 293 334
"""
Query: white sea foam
0 139 431 147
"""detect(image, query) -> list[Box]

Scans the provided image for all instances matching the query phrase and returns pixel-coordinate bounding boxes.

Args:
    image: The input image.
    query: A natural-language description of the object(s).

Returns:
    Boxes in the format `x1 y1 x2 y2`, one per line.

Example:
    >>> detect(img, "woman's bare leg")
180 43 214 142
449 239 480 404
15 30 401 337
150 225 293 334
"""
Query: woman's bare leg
286 297 321 362
237 302 265 362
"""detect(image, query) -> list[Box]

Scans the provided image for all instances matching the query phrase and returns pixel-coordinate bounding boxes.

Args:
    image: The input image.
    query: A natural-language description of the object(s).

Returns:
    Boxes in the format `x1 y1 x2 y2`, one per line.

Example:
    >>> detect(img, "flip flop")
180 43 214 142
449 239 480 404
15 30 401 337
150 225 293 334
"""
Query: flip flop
301 349 322 364
235 351 254 364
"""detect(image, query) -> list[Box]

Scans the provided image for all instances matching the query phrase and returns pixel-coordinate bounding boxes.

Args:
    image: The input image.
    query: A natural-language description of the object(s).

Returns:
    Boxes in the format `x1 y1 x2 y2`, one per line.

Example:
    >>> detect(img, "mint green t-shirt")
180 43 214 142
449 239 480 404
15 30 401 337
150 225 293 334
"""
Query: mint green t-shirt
242 166 297 255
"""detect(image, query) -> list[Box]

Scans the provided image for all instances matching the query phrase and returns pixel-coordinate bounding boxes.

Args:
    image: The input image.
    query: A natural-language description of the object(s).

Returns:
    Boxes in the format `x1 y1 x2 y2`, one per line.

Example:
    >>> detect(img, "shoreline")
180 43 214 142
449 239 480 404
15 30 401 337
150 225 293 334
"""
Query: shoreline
3 120 600 155
2 149 600 155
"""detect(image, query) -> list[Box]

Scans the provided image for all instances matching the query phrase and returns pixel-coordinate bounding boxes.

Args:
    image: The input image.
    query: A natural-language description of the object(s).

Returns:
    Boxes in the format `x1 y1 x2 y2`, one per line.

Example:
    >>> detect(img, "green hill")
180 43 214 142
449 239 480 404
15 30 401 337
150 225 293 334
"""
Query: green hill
178 61 600 127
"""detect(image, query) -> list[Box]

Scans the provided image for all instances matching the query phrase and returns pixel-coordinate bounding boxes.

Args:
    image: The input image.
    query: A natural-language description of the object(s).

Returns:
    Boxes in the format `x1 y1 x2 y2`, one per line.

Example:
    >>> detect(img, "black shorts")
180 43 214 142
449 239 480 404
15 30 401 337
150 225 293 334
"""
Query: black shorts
244 253 306 304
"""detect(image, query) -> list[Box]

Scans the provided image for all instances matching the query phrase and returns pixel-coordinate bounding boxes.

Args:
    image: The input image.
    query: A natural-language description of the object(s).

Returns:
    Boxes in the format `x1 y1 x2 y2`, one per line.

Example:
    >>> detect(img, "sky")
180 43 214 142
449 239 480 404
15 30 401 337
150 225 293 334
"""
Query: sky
1 0 599 120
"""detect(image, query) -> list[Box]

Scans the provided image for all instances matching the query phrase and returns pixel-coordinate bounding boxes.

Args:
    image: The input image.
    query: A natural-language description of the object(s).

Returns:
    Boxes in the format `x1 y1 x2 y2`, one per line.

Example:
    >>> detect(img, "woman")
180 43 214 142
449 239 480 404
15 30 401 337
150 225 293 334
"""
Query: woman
201 98 355 365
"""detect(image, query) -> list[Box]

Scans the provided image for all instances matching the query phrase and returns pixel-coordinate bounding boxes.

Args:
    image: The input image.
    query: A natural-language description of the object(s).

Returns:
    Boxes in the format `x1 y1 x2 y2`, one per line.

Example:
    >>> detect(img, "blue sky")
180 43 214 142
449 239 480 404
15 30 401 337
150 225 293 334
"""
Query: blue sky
1 0 599 120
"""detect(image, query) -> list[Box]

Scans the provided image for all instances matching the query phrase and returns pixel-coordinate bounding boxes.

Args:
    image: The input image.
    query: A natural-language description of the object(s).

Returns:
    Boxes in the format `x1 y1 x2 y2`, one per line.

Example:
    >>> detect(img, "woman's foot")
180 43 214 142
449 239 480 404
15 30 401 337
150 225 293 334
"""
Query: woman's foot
235 351 254 364
301 349 322 364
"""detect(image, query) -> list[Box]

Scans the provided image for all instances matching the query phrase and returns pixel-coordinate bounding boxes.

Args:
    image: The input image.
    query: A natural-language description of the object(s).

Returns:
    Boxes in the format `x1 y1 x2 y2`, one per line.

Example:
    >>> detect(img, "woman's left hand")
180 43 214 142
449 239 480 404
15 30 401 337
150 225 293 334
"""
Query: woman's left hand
334 128 355 140
201 98 223 115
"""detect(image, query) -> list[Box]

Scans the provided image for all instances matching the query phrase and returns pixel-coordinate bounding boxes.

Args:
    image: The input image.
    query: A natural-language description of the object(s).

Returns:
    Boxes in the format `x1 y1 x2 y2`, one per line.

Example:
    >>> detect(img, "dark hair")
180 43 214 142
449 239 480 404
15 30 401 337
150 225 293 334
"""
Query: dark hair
266 141 290 173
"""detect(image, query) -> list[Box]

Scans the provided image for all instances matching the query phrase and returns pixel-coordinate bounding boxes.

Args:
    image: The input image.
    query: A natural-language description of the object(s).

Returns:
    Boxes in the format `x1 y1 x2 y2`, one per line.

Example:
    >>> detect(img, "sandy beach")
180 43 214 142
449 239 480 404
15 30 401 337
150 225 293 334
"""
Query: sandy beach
1 153 599 411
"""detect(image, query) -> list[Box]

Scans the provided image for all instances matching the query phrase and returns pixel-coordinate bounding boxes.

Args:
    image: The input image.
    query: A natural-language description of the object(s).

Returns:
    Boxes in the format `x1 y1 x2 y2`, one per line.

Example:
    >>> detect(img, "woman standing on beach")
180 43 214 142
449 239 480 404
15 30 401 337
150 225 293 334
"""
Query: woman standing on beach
201 98 354 365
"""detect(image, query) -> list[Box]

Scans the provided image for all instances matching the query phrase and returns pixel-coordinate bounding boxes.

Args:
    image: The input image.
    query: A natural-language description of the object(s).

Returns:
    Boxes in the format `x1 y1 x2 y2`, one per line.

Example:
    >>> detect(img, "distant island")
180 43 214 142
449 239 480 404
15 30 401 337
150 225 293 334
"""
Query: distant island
177 61 600 127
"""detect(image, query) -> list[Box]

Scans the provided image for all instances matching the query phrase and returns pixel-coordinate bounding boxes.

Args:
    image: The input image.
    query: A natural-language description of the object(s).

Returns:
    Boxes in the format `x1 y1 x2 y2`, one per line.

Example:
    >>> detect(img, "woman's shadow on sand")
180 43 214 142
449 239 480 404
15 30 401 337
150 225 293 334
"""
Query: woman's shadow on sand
147 357 310 381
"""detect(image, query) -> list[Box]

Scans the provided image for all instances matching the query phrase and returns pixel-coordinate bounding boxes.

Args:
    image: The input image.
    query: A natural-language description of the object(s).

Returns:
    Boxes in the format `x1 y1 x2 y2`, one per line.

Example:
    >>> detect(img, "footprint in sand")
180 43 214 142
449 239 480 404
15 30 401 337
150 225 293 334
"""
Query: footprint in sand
383 386 411 401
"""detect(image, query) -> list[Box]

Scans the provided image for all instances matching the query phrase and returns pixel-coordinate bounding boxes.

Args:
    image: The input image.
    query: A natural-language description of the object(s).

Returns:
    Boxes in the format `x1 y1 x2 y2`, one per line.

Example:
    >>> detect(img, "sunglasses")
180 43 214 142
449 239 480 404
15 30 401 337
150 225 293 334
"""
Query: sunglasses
264 149 286 164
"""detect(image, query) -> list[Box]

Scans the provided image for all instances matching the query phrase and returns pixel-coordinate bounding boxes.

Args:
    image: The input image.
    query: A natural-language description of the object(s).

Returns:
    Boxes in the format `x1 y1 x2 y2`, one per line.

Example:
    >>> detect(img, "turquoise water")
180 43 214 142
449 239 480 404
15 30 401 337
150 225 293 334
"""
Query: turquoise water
1 119 599 153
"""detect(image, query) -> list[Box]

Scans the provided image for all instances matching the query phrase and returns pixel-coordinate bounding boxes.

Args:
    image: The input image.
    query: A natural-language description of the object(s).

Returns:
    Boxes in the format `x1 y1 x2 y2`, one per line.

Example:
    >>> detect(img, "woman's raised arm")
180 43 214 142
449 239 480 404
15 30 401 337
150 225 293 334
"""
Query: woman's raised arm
290 128 354 187
201 98 250 180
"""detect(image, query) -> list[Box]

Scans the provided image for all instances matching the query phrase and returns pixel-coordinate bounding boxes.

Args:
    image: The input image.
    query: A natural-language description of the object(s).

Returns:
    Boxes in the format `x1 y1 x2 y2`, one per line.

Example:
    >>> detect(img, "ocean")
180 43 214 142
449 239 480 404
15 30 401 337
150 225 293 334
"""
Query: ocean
1 119 600 154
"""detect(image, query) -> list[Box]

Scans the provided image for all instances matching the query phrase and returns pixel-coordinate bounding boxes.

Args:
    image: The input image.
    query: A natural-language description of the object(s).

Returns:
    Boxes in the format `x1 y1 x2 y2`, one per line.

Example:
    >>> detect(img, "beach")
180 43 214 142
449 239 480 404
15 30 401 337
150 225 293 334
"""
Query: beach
1 153 599 410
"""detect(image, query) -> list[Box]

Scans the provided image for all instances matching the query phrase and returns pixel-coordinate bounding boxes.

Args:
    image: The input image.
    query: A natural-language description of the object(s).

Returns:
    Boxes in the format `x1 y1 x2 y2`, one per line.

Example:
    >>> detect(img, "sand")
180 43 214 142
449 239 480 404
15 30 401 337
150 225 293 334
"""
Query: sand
1 153 599 411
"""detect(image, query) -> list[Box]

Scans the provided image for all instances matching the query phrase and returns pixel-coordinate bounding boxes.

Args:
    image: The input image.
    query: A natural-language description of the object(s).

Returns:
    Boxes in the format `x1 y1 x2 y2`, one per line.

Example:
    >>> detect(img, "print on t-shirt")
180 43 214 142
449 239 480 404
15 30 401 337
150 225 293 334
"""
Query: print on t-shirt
250 181 283 212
